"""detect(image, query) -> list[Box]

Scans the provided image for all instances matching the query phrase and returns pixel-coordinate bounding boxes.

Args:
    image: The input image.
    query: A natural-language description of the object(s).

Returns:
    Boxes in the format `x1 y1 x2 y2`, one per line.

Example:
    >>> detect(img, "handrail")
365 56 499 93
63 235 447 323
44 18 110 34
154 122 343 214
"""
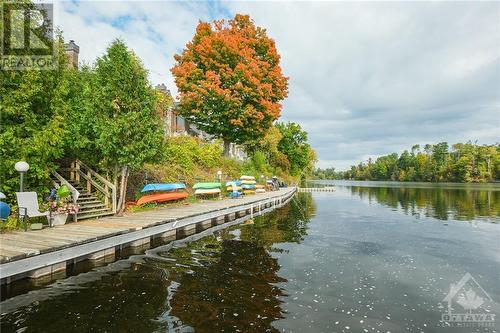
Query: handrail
73 160 117 213
75 159 115 189
51 171 80 203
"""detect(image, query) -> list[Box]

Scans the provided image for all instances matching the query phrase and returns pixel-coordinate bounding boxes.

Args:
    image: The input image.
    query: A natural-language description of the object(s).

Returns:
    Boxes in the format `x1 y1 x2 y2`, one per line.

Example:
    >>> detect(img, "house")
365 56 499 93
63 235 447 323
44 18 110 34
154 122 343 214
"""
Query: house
155 84 247 161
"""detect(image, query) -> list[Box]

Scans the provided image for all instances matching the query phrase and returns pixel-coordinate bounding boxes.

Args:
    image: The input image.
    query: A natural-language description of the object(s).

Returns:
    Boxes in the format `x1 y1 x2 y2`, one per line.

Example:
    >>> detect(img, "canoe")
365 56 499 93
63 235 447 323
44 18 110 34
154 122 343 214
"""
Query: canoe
195 188 221 195
137 191 188 205
240 175 255 181
141 183 186 192
193 182 221 190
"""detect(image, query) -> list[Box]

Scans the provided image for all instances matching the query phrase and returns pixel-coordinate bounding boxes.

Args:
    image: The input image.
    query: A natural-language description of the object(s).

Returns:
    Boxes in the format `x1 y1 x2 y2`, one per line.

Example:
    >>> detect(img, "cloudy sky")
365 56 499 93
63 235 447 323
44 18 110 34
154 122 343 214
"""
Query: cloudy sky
55 1 500 170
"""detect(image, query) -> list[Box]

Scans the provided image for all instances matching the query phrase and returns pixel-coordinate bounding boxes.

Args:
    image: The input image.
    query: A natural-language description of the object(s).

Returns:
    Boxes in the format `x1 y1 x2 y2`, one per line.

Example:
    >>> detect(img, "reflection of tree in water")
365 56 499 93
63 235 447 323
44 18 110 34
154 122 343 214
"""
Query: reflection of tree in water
152 193 316 332
351 186 498 221
167 239 286 333
0 263 169 332
1 194 317 333
241 193 317 247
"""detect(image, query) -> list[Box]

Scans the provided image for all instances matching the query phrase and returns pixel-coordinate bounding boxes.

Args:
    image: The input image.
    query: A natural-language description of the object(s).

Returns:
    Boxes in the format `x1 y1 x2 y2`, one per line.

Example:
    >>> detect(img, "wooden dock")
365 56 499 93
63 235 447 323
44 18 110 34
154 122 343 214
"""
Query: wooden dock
297 187 336 192
0 188 296 283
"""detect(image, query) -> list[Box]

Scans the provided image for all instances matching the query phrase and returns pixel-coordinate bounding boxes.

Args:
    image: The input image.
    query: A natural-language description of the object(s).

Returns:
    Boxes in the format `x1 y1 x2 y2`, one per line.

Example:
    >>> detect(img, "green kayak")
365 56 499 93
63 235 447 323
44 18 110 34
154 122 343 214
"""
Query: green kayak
193 182 222 190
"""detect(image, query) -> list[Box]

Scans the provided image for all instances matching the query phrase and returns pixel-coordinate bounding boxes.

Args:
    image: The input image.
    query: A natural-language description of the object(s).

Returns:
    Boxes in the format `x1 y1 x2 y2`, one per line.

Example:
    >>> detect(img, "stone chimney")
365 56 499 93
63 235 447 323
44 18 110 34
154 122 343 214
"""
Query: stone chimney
64 40 79 68
155 83 172 97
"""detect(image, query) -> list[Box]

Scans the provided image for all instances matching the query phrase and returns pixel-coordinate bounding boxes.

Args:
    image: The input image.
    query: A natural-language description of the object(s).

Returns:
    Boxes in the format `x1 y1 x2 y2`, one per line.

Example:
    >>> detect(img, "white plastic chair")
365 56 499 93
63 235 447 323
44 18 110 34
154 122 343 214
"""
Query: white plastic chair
16 192 51 230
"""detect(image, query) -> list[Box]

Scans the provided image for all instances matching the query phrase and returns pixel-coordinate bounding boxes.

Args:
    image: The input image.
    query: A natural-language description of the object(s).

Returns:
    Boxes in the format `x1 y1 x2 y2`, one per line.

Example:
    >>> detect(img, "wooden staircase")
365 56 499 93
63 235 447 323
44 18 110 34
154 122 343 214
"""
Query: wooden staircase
67 179 114 220
51 160 117 221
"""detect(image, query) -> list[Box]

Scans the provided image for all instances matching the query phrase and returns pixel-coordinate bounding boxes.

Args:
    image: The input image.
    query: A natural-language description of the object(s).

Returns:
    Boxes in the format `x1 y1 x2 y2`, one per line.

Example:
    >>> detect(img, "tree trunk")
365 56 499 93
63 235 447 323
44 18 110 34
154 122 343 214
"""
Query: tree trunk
116 165 129 216
223 140 231 157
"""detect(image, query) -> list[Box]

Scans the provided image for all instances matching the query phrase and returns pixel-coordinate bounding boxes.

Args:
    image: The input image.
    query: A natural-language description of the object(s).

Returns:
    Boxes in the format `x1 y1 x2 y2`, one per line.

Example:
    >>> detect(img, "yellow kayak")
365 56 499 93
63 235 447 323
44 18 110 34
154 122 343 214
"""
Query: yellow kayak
226 186 242 191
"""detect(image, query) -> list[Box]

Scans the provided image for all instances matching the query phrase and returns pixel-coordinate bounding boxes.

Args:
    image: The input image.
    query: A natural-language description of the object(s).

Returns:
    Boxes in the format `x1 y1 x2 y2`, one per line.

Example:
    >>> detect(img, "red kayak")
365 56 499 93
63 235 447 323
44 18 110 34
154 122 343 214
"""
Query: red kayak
136 191 188 205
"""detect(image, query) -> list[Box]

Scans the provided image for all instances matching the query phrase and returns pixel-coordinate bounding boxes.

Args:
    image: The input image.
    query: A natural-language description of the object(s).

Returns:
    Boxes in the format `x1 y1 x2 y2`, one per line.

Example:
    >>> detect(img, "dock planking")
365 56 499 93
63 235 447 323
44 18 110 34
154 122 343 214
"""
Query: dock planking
0 188 296 275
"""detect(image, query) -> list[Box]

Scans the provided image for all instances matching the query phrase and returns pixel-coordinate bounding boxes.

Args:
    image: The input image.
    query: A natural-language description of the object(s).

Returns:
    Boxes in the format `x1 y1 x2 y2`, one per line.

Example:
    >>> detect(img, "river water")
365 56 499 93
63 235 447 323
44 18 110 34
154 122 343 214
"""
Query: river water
1 181 499 332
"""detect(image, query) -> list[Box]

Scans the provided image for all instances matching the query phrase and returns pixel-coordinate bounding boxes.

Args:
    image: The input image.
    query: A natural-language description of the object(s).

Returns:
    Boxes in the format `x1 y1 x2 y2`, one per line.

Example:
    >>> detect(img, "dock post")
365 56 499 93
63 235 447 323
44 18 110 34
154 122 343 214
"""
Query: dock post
87 247 116 261
213 216 225 225
27 261 66 280
125 237 151 249
197 219 212 232
176 224 196 239
225 212 236 222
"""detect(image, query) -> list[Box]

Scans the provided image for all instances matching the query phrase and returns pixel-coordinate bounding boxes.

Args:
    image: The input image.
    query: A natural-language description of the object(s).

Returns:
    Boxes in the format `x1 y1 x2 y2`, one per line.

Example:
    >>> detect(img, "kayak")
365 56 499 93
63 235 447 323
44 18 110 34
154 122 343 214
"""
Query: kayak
193 182 221 190
226 186 242 191
137 191 188 205
240 175 255 181
243 190 255 195
255 189 266 193
241 180 256 185
229 191 242 198
195 188 221 195
241 184 256 189
255 184 265 189
225 180 242 186
141 183 186 192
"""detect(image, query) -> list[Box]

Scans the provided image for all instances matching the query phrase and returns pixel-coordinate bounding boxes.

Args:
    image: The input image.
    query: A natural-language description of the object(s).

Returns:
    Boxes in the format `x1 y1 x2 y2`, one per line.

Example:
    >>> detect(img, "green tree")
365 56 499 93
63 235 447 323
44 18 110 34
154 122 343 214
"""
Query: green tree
276 122 315 177
339 142 499 183
0 39 70 200
87 40 164 213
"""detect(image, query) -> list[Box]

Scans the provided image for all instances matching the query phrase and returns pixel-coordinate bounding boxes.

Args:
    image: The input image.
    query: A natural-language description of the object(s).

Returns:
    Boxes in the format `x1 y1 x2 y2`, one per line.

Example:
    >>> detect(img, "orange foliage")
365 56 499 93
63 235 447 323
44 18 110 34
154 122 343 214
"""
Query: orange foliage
171 14 288 144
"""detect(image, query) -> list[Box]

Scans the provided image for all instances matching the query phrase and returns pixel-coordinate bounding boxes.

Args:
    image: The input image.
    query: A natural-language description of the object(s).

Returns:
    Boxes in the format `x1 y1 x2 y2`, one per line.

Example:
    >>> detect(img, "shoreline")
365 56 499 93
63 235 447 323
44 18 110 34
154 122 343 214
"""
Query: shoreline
0 188 296 285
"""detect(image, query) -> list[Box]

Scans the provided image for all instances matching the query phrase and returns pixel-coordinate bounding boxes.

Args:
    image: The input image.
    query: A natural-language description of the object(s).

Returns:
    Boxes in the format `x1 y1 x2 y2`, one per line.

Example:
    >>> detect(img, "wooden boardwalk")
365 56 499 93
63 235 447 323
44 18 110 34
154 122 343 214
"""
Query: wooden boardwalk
298 187 336 192
0 188 296 282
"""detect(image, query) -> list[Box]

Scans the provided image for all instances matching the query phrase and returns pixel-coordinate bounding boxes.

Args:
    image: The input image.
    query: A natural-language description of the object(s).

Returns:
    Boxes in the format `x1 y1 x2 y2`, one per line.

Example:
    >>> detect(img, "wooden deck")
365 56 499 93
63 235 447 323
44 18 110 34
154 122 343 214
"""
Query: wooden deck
0 188 296 282
298 187 336 192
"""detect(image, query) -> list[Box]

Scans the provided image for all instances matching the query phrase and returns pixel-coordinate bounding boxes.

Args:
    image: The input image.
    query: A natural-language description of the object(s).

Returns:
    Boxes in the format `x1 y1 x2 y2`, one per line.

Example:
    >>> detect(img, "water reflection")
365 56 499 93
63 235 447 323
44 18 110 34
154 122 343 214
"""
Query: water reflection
341 183 498 221
152 193 317 332
0 194 316 332
0 263 170 333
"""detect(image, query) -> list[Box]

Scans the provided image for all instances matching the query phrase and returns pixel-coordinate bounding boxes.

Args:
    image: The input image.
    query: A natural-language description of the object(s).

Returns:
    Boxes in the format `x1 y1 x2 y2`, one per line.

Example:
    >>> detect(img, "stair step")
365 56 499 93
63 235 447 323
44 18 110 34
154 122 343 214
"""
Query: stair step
77 195 98 199
77 199 102 205
78 207 111 214
78 194 95 198
77 210 114 220
79 203 106 210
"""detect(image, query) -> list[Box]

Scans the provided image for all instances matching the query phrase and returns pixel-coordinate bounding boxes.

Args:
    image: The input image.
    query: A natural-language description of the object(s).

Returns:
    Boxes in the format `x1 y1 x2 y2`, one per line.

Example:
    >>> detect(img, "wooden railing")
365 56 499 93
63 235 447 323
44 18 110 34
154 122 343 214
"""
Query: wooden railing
70 160 117 213
51 171 80 203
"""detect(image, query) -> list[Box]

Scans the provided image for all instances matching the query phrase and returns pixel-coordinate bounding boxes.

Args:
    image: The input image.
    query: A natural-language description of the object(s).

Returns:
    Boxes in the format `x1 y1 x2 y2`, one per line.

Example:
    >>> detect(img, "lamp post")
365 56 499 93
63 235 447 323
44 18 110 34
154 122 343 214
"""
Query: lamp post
217 170 222 182
15 161 29 192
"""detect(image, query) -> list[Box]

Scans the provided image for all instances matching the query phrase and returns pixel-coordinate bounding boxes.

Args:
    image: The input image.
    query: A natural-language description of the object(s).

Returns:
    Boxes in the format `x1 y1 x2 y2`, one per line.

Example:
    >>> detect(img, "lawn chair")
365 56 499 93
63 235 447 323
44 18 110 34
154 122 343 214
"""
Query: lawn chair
16 192 51 231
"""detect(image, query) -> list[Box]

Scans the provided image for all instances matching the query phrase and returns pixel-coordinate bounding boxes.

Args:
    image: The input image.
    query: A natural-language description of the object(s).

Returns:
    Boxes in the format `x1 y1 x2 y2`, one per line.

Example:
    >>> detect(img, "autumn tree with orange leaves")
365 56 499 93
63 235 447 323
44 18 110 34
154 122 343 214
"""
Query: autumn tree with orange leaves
171 14 288 155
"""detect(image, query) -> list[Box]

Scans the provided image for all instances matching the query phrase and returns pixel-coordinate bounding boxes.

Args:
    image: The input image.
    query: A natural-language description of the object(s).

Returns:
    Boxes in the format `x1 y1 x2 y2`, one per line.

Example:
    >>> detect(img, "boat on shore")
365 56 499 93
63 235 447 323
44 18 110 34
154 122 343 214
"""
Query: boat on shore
193 182 221 196
194 188 221 195
193 182 222 190
141 183 186 192
136 191 188 205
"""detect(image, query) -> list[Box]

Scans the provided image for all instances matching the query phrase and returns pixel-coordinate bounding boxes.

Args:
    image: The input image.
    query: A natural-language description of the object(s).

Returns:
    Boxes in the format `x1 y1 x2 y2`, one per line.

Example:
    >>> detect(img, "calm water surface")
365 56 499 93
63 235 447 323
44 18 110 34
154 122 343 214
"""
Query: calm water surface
1 181 499 332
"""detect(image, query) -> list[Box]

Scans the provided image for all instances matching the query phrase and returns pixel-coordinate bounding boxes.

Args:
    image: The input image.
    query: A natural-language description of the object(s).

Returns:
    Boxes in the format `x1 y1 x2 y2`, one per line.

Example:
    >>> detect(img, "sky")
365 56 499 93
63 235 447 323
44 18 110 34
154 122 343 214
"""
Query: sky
55 1 500 170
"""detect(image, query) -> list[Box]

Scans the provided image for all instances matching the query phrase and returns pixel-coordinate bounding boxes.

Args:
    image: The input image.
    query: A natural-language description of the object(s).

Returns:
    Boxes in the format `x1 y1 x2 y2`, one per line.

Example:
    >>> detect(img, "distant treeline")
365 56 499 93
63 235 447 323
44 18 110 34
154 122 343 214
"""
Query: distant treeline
314 142 500 183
